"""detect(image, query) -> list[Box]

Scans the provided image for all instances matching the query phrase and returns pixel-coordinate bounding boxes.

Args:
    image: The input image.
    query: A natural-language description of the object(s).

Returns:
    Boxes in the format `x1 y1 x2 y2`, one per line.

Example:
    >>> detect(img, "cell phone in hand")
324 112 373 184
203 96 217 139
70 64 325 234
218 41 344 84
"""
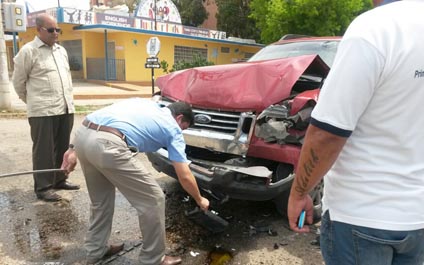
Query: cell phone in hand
298 210 305 229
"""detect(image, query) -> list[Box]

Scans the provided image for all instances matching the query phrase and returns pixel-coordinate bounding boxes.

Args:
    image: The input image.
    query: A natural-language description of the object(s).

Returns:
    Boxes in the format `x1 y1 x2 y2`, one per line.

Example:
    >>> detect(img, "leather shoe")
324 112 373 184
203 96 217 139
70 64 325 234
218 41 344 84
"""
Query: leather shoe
104 243 124 257
36 190 62 202
86 243 124 264
161 255 182 265
54 181 80 190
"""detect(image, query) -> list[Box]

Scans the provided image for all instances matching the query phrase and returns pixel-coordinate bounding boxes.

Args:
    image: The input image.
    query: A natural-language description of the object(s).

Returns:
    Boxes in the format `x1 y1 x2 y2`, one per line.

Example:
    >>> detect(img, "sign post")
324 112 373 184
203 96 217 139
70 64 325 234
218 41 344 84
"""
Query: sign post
145 37 161 95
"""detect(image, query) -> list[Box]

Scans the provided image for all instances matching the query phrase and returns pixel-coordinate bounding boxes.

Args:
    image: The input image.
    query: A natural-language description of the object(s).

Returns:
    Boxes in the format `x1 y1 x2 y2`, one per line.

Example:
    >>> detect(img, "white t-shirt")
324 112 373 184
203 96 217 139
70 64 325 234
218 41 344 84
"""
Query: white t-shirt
311 0 424 231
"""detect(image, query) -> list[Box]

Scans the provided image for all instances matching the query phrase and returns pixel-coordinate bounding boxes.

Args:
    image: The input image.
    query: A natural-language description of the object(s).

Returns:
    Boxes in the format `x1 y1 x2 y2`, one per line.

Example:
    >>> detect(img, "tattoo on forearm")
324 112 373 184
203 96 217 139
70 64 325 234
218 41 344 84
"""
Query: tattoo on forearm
295 148 319 196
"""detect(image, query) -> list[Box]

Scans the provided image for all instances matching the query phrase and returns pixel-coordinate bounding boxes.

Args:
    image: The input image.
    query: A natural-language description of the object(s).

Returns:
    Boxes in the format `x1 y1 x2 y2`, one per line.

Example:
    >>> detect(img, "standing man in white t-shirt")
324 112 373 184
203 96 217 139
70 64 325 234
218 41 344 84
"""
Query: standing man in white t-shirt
287 0 424 264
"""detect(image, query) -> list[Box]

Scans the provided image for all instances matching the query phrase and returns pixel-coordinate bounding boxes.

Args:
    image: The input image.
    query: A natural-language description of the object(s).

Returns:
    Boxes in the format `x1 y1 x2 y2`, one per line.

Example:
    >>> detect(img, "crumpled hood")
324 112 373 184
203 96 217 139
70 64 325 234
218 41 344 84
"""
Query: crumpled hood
157 54 329 112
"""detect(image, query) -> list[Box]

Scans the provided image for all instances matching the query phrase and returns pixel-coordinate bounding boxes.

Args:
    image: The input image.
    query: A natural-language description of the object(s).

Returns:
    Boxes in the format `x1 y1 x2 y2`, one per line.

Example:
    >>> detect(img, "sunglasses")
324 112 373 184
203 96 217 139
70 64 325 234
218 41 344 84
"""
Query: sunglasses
42 27 61 33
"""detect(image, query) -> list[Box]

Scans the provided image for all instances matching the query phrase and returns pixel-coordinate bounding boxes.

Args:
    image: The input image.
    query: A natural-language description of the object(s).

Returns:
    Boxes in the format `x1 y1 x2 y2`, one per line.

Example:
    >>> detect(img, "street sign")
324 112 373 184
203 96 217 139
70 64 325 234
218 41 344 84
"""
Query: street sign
146 37 160 57
145 63 161 69
146 57 159 63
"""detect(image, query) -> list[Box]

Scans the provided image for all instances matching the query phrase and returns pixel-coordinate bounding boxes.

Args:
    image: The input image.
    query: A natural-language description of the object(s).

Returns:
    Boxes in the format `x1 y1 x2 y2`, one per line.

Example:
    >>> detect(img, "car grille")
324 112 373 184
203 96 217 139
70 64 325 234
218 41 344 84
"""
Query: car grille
158 97 251 134
192 109 241 133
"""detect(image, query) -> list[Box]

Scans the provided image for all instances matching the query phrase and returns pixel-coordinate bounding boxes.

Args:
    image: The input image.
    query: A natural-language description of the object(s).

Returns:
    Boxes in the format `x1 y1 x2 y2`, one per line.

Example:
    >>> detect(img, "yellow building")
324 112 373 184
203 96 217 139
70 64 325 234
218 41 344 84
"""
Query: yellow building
15 6 263 83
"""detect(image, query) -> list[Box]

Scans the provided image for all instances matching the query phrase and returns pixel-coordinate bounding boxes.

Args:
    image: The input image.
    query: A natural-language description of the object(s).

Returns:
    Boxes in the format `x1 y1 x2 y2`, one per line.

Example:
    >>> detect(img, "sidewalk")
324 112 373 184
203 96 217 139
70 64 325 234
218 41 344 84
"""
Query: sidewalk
7 80 159 112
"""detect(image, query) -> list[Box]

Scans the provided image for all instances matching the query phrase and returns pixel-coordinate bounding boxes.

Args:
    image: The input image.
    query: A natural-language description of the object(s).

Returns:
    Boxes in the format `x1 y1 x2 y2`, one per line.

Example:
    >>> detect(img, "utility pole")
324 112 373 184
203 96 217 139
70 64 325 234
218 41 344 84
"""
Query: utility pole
0 2 11 110
154 0 157 30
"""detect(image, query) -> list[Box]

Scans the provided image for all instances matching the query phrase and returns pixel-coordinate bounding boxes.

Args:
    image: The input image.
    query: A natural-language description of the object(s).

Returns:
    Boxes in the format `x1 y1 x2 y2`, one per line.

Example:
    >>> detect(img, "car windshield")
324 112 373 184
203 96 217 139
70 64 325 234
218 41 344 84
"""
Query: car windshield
248 40 339 67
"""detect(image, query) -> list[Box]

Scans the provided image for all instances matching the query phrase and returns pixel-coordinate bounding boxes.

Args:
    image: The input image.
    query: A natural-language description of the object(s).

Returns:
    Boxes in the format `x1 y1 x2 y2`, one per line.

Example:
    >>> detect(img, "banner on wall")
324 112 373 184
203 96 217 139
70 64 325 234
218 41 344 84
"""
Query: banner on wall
183 27 209 38
63 8 94 24
25 7 237 44
135 0 181 24
95 13 135 27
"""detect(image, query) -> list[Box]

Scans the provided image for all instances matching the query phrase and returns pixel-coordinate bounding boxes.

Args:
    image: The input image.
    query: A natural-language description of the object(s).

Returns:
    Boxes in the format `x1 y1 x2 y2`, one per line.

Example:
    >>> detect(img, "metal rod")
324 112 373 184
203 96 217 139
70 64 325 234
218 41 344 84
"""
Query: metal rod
104 29 109 81
151 67 155 95
0 169 65 179
154 0 157 30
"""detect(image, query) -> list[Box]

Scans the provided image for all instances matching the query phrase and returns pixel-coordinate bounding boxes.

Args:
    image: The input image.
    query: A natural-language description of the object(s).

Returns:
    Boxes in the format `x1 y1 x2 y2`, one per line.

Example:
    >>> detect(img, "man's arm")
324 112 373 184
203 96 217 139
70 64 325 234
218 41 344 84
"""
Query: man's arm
12 48 31 103
288 124 347 232
172 161 209 211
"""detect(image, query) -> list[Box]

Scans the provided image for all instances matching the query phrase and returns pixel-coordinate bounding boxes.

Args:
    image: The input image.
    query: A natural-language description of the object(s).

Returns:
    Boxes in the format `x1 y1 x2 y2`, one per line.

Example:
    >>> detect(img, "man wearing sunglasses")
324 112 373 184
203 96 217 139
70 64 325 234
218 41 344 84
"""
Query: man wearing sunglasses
12 13 79 202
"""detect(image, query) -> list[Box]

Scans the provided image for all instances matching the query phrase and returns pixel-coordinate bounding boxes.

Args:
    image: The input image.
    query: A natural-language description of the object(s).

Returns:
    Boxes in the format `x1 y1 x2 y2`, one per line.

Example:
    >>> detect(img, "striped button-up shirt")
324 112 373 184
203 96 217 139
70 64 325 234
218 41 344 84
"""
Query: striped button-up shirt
12 36 74 117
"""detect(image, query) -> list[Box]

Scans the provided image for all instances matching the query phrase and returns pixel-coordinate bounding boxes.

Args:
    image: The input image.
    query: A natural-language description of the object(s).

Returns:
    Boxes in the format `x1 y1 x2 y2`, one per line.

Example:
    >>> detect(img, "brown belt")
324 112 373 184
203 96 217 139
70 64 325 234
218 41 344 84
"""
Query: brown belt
82 119 126 141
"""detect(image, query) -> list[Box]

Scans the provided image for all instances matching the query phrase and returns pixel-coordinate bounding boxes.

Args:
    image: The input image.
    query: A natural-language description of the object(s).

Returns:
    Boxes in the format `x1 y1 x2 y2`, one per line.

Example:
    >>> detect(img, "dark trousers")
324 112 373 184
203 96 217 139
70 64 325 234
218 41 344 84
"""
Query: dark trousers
28 114 74 193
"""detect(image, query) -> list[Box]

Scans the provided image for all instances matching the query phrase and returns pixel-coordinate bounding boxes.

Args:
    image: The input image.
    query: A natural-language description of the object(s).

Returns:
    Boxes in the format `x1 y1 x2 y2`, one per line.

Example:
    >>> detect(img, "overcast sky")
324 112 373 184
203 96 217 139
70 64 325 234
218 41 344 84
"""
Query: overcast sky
18 0 91 12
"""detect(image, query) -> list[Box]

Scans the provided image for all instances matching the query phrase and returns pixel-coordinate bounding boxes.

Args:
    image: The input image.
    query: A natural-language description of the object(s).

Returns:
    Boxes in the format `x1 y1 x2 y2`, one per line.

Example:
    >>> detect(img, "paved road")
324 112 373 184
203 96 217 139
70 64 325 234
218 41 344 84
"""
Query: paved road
0 83 324 265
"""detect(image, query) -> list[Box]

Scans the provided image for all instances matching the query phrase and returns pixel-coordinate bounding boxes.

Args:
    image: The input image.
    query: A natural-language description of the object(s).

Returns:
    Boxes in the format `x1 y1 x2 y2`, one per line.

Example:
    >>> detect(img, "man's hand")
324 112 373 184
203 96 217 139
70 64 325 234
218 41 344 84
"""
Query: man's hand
61 149 77 175
287 193 314 233
196 196 210 211
173 161 211 211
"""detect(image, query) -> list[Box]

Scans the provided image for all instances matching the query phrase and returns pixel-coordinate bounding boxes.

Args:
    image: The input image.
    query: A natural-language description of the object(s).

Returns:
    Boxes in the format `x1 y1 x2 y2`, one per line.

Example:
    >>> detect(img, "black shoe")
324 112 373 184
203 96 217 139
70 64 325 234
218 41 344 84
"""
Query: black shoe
36 190 62 202
54 181 80 190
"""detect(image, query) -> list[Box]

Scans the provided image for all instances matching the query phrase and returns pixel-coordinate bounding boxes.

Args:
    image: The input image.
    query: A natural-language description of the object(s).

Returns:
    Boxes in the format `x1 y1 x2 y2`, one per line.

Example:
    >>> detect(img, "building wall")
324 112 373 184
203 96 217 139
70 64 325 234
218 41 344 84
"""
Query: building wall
81 30 261 82
15 23 262 82
84 32 106 58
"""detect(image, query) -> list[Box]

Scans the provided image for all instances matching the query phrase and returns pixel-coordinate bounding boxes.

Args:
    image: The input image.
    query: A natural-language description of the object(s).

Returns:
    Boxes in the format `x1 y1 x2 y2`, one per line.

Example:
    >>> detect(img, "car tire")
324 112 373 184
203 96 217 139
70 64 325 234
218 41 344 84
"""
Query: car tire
272 163 292 217
272 163 323 223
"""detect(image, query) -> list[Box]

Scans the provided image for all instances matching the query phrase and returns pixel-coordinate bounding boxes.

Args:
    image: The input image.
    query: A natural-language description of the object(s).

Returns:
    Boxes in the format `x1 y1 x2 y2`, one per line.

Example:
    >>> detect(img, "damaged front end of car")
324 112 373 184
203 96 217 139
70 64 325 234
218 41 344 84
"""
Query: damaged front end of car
147 54 329 213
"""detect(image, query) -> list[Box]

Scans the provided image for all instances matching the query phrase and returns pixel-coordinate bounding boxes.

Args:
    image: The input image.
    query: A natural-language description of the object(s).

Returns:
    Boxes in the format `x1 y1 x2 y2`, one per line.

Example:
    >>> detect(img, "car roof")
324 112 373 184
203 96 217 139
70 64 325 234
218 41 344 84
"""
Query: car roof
274 36 342 45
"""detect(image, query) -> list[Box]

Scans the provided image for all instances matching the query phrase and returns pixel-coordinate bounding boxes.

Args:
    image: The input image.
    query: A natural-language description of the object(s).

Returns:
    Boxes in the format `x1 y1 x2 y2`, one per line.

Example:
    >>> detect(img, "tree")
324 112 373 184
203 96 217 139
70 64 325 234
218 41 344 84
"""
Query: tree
125 0 141 14
216 0 260 41
172 0 208 27
249 0 373 44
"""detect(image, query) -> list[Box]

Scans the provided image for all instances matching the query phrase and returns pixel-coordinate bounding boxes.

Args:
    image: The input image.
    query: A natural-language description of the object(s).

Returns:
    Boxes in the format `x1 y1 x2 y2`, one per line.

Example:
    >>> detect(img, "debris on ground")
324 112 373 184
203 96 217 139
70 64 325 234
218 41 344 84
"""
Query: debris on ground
190 251 200 257
185 207 229 233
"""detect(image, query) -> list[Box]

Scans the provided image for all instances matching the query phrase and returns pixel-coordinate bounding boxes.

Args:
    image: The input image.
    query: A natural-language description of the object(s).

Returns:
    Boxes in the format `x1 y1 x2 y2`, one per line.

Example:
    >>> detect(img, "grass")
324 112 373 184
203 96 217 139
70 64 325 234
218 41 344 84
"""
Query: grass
0 104 110 118
75 104 109 113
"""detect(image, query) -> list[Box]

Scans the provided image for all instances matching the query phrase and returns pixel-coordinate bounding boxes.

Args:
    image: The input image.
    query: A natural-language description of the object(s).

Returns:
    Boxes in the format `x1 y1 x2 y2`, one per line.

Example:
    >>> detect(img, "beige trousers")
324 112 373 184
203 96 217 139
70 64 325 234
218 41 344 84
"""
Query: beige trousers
74 126 166 264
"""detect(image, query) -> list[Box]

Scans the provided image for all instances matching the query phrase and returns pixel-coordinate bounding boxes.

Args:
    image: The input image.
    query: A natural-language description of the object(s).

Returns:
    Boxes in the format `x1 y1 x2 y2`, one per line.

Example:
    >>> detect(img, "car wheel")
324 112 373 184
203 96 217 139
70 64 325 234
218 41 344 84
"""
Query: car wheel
309 180 323 223
272 163 292 217
272 163 323 223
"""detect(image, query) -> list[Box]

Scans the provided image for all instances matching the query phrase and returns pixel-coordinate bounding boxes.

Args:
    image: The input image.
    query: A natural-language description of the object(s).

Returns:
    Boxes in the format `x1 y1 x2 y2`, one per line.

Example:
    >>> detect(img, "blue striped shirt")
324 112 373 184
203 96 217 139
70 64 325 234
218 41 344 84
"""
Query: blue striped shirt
86 98 187 163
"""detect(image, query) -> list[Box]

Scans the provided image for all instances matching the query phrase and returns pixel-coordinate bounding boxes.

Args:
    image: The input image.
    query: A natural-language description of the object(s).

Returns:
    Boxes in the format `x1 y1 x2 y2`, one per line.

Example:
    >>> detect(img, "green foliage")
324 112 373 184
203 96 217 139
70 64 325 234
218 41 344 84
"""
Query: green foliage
249 0 373 44
160 54 214 74
216 0 260 42
160 60 170 74
172 0 208 27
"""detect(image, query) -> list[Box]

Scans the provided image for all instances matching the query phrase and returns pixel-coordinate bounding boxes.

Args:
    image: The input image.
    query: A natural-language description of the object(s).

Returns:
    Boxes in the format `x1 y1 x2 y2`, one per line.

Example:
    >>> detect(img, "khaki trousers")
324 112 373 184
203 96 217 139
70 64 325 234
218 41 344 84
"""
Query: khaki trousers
74 126 166 264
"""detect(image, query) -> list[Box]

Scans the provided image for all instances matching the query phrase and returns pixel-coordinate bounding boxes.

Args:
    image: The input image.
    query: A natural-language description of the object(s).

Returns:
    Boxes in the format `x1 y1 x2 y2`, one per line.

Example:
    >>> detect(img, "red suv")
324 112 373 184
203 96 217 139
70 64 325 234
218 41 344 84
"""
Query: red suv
148 36 341 221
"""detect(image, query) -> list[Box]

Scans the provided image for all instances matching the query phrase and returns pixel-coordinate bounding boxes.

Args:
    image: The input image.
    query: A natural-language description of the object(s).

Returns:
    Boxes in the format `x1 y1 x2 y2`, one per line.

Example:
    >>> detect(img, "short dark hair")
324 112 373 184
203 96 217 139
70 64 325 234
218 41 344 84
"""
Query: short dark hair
167 101 194 126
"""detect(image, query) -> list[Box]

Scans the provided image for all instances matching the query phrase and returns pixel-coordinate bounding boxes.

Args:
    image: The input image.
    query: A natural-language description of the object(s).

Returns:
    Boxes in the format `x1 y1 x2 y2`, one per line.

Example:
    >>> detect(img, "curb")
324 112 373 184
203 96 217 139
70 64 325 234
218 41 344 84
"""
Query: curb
74 93 152 100
0 112 94 118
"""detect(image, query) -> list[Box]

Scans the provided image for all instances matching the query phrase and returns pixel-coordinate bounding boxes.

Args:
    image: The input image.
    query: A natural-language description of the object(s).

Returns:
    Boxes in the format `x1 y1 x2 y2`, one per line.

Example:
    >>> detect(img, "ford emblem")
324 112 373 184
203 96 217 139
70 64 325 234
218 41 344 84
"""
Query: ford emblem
194 114 212 124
